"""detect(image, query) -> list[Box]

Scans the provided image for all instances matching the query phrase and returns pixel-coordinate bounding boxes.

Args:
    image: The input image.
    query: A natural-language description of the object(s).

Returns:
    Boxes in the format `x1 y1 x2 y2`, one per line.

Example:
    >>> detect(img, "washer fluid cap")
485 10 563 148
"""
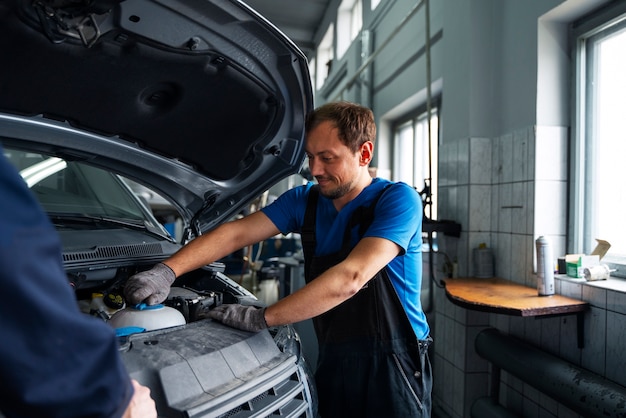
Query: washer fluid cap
133 303 164 310
109 304 186 331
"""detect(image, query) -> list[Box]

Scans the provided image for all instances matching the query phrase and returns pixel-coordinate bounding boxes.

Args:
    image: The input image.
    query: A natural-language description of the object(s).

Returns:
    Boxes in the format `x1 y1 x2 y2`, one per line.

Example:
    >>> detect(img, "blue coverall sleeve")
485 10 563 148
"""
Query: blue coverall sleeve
0 149 133 418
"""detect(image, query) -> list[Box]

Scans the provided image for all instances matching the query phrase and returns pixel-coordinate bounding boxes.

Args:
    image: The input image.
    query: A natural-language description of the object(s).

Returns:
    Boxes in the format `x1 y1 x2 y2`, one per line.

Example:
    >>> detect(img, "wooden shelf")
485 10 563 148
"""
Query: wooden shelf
443 277 589 347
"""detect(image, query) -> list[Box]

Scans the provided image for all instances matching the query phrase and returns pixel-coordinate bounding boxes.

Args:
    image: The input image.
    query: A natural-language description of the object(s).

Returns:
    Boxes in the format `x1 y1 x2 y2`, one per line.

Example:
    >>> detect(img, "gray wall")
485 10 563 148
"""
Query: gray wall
309 0 622 417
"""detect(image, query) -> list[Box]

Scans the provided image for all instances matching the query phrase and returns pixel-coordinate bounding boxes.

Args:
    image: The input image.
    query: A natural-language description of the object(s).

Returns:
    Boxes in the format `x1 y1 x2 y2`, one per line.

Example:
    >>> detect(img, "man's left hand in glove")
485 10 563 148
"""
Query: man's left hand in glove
208 304 268 332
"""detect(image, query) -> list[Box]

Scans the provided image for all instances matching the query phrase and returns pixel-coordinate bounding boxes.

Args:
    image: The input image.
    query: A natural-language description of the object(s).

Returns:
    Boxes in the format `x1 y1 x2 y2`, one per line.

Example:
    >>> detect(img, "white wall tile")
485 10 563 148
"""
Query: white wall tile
607 290 626 315
583 285 607 309
439 143 450 187
470 137 492 184
511 234 531 284
558 315 581 364
458 137 469 185
522 397 540 417
538 391 559 416
523 383 540 404
469 184 491 232
511 182 528 235
454 233 469 278
501 133 514 183
527 126 536 183
495 232 512 280
513 127 531 182
448 140 459 186
606 311 626 387
456 185 469 231
525 180 535 235
467 310 490 326
453 320 466 369
524 317 542 346
491 181 500 231
498 183 513 234
560 280 583 300
540 316 561 354
492 135 502 184
581 306 606 376
464 372 490 416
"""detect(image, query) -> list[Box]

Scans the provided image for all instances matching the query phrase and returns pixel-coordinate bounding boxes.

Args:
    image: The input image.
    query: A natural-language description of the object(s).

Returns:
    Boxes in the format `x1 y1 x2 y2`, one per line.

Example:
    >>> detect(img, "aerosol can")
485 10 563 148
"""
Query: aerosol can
536 236 555 296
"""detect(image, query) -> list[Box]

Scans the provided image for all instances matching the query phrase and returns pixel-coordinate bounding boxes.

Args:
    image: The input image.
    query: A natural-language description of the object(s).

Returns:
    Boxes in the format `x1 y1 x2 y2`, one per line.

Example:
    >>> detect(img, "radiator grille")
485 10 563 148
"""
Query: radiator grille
216 370 310 418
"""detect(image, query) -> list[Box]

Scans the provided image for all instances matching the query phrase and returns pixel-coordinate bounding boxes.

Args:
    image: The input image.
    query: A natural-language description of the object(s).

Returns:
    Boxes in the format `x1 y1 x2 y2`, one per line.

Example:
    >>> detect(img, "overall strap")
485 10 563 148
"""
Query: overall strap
342 183 394 252
301 185 319 281
301 183 394 281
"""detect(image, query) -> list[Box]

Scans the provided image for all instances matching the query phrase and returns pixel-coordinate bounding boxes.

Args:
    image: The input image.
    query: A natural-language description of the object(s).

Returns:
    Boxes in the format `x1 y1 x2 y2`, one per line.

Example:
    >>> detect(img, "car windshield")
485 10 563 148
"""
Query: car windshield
4 147 147 221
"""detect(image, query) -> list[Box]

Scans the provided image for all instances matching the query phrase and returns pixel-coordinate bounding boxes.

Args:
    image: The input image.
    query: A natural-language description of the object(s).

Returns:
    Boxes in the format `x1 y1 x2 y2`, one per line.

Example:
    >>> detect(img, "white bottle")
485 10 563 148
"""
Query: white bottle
536 236 555 296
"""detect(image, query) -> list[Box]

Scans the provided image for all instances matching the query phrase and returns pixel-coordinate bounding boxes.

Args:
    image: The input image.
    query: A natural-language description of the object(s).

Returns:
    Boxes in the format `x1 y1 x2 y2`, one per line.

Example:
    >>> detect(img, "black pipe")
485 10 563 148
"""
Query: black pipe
475 328 626 418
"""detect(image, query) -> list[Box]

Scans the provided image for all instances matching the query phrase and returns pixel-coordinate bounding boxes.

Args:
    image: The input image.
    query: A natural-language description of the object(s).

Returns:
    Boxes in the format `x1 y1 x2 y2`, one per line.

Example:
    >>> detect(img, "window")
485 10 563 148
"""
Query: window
308 56 316 91
371 0 381 10
336 0 362 59
316 24 334 89
5 148 146 220
392 106 439 220
572 2 626 274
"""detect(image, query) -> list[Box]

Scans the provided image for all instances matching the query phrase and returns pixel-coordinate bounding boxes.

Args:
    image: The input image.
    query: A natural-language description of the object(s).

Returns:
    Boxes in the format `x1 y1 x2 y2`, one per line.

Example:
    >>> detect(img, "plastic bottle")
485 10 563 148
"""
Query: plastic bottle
473 243 494 278
90 292 110 320
536 236 555 296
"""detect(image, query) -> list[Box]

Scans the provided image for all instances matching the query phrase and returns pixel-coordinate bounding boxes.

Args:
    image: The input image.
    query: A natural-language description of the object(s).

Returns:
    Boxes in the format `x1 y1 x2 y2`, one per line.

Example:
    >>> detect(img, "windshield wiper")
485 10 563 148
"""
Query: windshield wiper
49 213 173 242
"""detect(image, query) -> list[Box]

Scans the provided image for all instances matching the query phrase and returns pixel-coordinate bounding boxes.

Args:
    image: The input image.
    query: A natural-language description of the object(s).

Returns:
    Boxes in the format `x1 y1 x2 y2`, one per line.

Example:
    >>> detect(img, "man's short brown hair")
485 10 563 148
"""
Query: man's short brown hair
305 101 376 153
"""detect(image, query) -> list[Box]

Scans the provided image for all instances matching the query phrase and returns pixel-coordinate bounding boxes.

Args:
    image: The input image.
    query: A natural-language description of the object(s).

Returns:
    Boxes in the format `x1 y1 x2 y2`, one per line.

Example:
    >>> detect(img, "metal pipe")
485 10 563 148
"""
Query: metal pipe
475 328 626 418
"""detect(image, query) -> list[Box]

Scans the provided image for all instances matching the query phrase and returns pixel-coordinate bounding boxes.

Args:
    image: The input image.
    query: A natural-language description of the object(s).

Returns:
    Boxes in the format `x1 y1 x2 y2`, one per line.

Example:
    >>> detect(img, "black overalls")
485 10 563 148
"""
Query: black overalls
301 185 433 418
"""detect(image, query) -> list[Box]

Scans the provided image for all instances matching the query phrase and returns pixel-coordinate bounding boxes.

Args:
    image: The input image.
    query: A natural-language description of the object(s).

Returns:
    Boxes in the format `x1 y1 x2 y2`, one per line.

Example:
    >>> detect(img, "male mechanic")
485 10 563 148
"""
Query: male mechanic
125 101 432 417
0 148 156 418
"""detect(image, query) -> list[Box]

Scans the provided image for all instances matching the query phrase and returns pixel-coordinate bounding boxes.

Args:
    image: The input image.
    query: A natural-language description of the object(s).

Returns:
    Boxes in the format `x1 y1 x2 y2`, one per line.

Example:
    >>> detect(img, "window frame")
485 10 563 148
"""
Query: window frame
570 1 626 278
391 101 440 221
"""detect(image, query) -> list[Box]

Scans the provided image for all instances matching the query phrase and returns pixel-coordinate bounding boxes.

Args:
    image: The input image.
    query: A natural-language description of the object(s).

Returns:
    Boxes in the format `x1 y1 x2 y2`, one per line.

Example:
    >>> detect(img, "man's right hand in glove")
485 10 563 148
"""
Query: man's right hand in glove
124 263 176 305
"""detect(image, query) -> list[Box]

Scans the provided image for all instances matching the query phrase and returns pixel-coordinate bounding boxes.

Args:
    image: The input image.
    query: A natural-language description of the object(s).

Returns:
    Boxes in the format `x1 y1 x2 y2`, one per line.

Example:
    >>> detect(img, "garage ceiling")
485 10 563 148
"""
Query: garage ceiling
243 0 331 58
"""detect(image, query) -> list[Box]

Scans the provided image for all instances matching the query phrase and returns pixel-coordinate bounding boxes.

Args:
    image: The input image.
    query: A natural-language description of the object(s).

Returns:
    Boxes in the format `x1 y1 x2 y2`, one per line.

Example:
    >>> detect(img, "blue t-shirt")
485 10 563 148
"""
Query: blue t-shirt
262 178 429 340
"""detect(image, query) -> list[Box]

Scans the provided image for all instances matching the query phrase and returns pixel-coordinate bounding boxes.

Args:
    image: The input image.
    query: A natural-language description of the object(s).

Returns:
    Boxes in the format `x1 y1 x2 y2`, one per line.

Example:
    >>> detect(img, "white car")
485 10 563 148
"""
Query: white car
0 0 316 416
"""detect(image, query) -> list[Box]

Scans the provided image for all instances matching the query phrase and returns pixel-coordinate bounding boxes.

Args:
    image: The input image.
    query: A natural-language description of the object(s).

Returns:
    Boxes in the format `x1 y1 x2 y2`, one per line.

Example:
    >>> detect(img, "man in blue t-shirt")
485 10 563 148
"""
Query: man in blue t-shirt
126 101 432 417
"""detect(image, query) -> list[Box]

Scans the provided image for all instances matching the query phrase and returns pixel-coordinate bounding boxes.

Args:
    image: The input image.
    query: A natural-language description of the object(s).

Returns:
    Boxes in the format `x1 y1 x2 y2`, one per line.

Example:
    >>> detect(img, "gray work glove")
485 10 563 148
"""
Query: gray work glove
124 263 176 305
208 304 267 332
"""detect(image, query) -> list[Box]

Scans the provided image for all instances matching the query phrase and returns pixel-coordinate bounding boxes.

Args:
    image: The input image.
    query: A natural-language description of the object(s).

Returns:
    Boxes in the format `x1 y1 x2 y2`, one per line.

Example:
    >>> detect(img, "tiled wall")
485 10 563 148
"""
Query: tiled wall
431 126 626 417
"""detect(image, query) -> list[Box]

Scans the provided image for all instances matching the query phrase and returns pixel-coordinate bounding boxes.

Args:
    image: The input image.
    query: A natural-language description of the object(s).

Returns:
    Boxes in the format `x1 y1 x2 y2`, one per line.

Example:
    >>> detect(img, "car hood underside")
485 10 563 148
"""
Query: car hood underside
0 0 312 233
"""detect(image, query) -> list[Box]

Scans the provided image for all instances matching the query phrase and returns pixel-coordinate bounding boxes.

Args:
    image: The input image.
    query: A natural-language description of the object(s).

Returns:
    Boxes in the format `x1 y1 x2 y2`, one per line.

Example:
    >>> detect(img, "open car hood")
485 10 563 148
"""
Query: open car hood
0 0 312 234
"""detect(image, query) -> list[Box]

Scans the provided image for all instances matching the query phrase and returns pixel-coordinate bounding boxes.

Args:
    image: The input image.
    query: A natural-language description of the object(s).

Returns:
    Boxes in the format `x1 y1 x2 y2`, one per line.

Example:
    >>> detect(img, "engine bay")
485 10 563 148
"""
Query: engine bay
72 262 260 336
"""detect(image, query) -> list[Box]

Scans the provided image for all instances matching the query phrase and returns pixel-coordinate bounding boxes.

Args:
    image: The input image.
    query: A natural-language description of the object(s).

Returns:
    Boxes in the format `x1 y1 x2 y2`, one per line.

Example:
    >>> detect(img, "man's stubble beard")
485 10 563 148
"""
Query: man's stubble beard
319 179 353 200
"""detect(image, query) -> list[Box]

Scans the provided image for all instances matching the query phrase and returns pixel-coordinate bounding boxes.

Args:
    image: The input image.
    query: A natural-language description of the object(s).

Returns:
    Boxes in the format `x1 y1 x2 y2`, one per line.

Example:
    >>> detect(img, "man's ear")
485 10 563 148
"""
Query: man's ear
359 141 374 165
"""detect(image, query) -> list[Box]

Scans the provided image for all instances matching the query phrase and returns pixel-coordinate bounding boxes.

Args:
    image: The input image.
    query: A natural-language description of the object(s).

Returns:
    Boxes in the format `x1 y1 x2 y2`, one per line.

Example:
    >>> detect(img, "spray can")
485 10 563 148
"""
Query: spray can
536 236 555 296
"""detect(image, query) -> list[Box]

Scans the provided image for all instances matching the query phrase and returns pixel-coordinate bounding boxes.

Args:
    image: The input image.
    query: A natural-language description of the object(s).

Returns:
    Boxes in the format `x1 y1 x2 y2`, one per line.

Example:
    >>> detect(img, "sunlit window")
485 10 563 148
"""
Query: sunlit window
337 0 362 59
308 56 316 91
572 2 626 272
316 24 334 89
393 107 439 220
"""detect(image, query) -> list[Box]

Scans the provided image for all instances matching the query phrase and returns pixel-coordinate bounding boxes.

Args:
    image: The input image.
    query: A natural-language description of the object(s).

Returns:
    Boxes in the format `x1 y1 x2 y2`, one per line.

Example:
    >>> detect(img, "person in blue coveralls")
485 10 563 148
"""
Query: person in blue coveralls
125 101 433 417
0 146 156 418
